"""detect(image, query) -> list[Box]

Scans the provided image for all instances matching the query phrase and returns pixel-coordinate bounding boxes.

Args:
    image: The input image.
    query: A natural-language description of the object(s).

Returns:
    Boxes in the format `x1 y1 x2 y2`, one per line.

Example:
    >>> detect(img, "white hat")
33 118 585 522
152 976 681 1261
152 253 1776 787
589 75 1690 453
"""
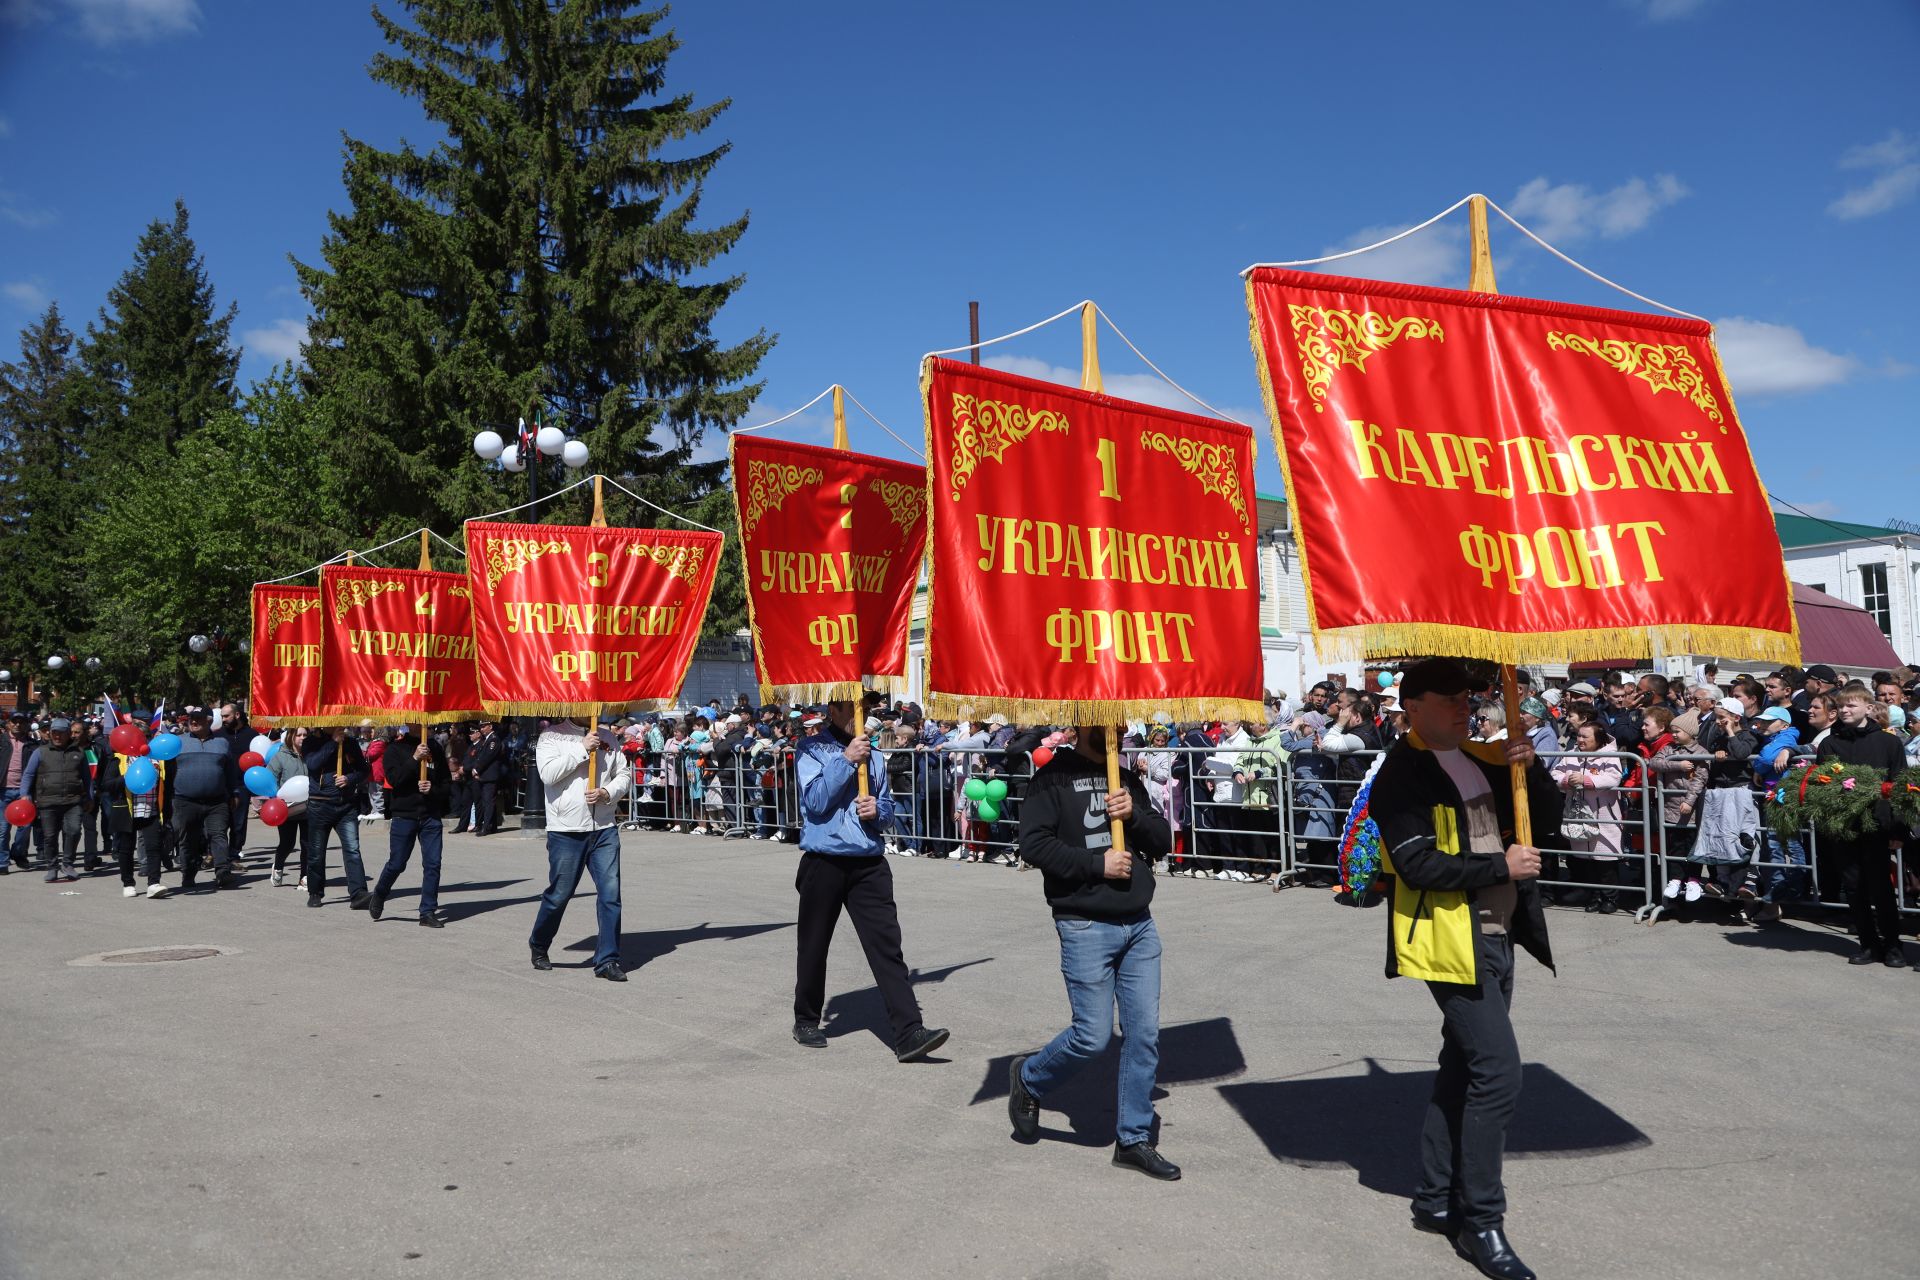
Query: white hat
801 714 824 728
1567 681 1599 696
1540 689 1562 707
986 713 1008 726
1718 696 1747 717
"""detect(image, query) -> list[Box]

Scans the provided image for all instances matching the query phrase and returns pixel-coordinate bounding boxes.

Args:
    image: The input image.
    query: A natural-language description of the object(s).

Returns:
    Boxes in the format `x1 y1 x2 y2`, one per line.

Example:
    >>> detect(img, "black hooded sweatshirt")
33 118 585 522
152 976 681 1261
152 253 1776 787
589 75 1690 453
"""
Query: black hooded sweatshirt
1016 746 1172 922
1817 719 1909 836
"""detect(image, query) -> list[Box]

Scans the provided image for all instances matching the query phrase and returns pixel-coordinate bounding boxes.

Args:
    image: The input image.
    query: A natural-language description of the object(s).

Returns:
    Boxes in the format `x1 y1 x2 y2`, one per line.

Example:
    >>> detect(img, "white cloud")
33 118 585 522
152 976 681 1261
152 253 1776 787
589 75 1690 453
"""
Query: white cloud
3 281 48 310
1506 174 1688 242
0 179 57 229
64 0 197 42
1309 221 1467 288
0 116 12 138
242 317 307 364
1624 0 1711 19
982 355 1256 424
1828 129 1920 220
1713 317 1858 396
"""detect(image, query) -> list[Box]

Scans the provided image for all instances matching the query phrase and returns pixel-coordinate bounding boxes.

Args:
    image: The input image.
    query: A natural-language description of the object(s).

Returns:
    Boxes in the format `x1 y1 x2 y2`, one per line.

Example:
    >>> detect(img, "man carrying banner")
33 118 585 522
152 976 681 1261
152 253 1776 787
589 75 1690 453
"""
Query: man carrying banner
369 728 452 928
1372 658 1559 1280
528 719 631 980
1009 725 1178 1180
303 727 371 909
790 697 948 1062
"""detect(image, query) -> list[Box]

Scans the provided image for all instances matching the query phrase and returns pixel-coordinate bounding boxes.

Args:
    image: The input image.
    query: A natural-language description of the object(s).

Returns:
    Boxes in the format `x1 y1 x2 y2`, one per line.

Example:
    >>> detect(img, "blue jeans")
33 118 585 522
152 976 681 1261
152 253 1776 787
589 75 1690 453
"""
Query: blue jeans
4 787 42 865
305 803 369 900
1020 913 1163 1146
377 816 443 916
1760 829 1808 902
529 827 622 969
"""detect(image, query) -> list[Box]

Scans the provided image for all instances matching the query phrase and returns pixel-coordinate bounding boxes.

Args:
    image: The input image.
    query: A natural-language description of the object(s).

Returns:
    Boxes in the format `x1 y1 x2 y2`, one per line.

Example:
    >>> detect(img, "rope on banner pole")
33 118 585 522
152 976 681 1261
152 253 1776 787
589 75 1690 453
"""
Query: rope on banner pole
1091 303 1251 426
728 385 839 435
922 299 1090 361
253 551 351 587
593 474 724 535
839 385 926 461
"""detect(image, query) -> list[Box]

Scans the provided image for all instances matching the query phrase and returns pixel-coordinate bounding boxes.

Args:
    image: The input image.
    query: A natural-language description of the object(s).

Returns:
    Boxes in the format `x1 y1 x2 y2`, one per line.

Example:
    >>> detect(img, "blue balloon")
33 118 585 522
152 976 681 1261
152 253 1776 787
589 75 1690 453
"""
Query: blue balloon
1378 671 1396 689
123 758 158 793
244 765 278 798
148 732 182 762
264 741 280 762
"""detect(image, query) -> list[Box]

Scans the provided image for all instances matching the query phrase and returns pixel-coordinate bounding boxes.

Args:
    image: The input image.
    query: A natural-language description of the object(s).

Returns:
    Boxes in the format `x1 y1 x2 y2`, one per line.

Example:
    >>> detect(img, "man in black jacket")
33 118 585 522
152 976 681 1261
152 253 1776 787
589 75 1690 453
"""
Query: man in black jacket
303 727 371 909
1819 686 1909 967
1009 725 1179 1181
369 728 452 927
25 717 90 882
1370 659 1558 1280
466 721 504 835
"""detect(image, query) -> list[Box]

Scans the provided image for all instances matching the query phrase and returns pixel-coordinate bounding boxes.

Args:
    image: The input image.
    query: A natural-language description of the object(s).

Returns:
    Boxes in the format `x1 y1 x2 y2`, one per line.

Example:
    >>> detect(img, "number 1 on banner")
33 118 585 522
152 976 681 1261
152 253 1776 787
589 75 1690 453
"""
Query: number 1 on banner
1096 439 1121 501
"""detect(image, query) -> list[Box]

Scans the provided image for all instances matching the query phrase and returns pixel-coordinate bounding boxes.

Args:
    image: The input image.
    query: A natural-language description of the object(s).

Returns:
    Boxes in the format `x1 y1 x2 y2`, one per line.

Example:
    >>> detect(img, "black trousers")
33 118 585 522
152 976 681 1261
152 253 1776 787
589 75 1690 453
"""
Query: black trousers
173 797 233 883
448 778 473 831
793 851 923 1049
476 781 499 834
113 817 164 886
273 810 313 870
1418 931 1521 1232
1833 836 1903 954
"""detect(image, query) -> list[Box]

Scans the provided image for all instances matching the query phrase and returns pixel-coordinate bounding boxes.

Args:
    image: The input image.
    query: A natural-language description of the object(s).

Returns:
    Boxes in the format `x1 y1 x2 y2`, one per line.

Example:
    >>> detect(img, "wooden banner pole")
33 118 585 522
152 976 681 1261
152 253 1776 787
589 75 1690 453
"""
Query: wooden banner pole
1467 194 1533 847
1077 300 1127 860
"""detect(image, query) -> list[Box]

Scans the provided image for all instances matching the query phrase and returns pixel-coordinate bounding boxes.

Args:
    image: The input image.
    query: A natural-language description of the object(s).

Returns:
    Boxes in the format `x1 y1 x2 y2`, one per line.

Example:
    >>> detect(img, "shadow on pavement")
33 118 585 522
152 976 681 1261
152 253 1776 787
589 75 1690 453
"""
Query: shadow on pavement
968 1016 1247 1148
1721 925 1861 957
822 957 994 1050
1220 1057 1650 1198
563 919 795 972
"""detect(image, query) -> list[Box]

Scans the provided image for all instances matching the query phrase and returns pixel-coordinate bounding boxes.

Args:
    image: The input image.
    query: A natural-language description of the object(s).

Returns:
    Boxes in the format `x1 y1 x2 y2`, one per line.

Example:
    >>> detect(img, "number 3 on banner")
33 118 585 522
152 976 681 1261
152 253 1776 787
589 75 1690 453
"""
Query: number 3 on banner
1096 439 1121 501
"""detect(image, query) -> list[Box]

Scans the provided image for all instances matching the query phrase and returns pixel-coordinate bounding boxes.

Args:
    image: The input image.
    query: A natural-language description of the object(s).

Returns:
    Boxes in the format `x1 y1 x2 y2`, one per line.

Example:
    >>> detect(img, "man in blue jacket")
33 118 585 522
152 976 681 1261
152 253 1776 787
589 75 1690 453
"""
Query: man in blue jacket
171 707 242 891
790 698 948 1062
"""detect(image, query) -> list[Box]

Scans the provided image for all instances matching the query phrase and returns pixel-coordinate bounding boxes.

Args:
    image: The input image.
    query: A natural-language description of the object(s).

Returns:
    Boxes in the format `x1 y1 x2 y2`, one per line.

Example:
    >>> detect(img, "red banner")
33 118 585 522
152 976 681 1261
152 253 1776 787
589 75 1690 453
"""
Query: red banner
249 584 323 724
1246 269 1798 665
921 357 1264 722
463 520 721 715
729 434 926 702
316 565 484 723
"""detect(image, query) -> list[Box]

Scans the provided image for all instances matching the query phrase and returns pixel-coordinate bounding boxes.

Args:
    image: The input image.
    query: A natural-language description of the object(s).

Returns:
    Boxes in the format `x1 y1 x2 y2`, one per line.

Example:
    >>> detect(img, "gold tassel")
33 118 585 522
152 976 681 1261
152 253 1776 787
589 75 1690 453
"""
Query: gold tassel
923 692 1266 725
1305 620 1801 668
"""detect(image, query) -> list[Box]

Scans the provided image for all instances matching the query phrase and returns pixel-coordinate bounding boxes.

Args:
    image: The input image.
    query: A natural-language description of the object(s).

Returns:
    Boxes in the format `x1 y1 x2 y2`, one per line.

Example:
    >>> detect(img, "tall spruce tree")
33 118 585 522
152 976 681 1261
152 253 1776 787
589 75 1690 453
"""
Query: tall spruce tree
297 0 771 608
0 304 91 689
79 200 240 465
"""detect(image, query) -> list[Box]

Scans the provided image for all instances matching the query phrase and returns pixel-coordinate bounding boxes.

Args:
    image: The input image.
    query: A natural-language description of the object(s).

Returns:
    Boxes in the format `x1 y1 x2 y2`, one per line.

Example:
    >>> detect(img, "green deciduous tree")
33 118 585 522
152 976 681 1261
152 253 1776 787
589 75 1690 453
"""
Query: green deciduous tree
297 0 771 641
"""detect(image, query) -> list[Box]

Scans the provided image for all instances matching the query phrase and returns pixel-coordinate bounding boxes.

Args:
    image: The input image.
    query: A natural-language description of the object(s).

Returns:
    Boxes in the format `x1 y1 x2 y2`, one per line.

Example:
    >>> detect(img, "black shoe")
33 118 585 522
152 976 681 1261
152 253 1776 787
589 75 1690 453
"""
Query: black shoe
895 1026 950 1063
1008 1054 1040 1141
594 961 627 982
792 1022 827 1049
1456 1227 1535 1280
1886 947 1909 969
1595 889 1618 915
368 889 386 921
418 913 445 929
214 874 238 891
349 892 372 911
1411 1205 1457 1237
451 825 469 834
530 947 552 971
1849 948 1882 966
306 894 323 908
1112 1141 1181 1181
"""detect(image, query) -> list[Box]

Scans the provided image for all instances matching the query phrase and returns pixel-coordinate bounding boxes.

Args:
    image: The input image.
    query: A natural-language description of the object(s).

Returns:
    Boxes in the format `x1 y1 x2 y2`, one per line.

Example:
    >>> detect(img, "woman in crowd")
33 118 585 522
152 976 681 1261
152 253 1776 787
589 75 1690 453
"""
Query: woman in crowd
1133 725 1184 871
1638 706 1706 908
1688 698 1761 902
1551 722 1627 913
1201 718 1256 881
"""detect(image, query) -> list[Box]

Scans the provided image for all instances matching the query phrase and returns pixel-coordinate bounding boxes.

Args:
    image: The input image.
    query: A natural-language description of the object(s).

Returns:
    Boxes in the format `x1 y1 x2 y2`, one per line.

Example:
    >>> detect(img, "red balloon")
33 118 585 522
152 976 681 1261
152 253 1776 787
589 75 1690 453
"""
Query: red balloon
5 798 35 828
258 797 289 828
1030 747 1054 769
109 721 148 758
238 751 265 771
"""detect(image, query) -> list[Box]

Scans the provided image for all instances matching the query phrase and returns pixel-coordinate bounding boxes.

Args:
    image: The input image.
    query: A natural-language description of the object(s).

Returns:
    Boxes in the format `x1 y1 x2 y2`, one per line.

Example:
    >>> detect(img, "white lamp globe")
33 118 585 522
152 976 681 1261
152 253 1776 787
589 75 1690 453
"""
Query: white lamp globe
501 444 526 473
561 439 590 469
0 670 11 683
536 425 566 456
84 656 102 671
237 639 251 655
473 430 505 461
46 654 65 670
188 634 211 655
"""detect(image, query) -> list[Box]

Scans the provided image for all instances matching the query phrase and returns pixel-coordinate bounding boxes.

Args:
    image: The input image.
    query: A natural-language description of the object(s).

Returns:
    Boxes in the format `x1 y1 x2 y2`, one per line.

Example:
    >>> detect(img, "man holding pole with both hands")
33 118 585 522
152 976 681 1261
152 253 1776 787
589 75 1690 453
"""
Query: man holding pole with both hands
528 717 631 981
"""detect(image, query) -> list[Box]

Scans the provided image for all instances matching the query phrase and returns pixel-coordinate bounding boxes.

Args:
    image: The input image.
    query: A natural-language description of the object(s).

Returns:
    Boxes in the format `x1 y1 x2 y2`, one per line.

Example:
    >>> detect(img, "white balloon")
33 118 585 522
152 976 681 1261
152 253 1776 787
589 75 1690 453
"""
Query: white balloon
0 669 10 682
501 444 526 472
536 425 566 456
472 430 505 461
277 775 310 808
249 733 273 759
45 654 65 670
561 439 590 469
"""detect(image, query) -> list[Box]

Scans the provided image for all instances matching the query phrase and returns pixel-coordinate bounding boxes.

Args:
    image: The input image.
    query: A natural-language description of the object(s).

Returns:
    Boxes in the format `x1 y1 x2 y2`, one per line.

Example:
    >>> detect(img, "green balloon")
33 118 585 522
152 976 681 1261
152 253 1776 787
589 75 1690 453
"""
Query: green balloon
976 799 1001 824
964 778 988 801
984 779 1009 802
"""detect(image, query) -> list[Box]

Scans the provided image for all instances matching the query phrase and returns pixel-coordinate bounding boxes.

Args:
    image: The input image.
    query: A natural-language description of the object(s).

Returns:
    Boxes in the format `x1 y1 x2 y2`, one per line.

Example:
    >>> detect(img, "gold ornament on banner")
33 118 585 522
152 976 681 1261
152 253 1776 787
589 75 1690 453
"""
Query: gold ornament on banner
1288 305 1445 412
741 461 824 536
867 478 927 535
263 594 320 636
625 541 707 586
1138 431 1251 533
480 536 573 591
1545 332 1725 429
947 394 1070 500
331 578 407 622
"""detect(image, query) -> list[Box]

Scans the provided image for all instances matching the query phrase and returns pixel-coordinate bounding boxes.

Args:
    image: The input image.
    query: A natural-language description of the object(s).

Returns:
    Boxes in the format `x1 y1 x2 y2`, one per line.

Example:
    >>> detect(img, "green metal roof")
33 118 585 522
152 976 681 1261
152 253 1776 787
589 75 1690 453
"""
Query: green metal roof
1774 513 1904 548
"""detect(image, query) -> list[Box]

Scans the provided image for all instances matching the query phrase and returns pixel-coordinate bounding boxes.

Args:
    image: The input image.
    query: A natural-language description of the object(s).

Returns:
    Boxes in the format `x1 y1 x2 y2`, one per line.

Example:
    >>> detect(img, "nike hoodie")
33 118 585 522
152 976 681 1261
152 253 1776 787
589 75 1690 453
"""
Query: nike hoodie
1017 746 1172 921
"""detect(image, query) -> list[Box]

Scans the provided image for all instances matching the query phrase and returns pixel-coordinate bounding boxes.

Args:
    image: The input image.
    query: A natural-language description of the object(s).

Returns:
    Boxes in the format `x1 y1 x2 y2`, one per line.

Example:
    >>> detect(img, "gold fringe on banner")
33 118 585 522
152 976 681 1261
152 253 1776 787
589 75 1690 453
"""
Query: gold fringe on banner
478 700 671 719
756 673 915 706
308 706 488 727
923 692 1268 726
1307 620 1801 668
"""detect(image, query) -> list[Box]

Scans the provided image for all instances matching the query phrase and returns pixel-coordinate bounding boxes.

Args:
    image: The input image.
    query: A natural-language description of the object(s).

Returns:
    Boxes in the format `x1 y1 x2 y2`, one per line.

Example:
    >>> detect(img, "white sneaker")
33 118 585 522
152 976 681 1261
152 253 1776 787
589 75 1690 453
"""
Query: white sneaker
947 850 964 860
123 885 138 898
749 832 762 841
1663 878 1682 900
297 876 307 890
145 884 169 899
1684 880 1704 902
270 869 284 887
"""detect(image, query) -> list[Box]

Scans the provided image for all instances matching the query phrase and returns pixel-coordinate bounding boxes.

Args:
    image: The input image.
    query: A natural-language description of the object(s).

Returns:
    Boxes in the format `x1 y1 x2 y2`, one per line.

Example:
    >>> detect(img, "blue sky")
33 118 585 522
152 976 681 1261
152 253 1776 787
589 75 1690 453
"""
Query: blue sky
2 0 1915 522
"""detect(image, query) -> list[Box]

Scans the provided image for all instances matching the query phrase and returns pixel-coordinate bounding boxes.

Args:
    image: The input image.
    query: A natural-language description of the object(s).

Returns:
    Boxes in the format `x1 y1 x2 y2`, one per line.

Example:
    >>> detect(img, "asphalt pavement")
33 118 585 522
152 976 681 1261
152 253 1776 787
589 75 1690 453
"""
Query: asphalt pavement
0 824 1914 1280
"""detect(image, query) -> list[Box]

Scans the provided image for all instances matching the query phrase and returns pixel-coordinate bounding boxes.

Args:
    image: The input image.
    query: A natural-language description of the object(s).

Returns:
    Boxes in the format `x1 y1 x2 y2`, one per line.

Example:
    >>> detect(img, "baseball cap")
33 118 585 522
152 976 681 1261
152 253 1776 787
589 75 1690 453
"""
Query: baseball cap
1566 681 1599 696
1757 707 1793 724
1804 664 1838 684
1397 657 1473 701
801 713 824 728
1718 697 1748 717
49 717 72 732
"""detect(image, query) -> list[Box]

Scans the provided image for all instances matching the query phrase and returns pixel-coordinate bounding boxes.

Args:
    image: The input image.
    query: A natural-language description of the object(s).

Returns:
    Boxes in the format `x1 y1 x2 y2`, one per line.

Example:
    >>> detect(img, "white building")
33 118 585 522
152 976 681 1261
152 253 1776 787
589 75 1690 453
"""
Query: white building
1774 514 1919 666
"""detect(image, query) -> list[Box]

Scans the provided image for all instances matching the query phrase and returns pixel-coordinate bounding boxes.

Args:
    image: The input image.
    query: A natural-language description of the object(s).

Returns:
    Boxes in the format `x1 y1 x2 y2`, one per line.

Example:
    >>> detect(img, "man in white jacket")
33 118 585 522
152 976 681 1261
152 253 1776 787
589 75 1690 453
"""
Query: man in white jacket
528 719 633 982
